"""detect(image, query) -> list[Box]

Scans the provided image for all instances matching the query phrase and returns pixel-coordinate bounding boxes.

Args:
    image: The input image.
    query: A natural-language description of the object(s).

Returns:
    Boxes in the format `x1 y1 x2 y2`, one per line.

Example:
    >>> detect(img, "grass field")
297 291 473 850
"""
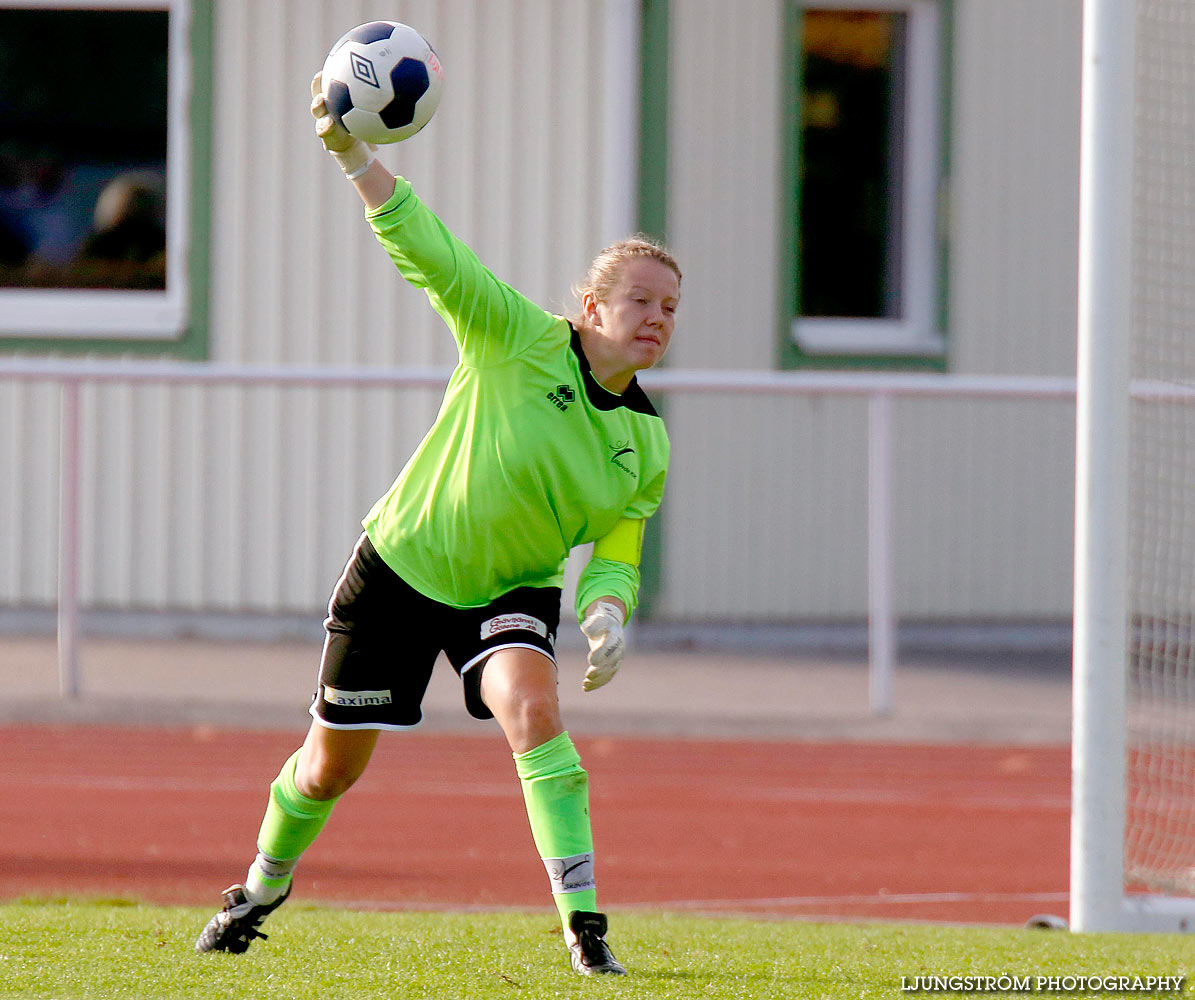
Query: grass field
1 900 1190 999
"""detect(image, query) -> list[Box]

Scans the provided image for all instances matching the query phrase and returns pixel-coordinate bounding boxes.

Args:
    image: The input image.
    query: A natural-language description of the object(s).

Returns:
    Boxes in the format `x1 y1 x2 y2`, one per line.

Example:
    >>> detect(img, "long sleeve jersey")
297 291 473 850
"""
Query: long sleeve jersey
360 177 669 619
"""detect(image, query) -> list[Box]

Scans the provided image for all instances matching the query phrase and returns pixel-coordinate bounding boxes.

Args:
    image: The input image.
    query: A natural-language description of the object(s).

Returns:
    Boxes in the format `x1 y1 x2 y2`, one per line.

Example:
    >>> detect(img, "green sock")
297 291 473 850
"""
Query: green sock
513 731 599 927
248 749 340 898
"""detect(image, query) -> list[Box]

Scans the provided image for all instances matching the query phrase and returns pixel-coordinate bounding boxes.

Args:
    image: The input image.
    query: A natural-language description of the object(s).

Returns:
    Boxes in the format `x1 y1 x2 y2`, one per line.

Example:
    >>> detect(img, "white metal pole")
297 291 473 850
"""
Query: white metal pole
57 379 82 699
601 0 640 246
1071 0 1136 934
868 392 896 716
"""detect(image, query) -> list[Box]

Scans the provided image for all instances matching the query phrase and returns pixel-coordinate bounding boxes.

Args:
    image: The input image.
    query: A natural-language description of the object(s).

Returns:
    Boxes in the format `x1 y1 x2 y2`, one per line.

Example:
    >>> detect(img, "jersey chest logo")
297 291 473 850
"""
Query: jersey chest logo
546 384 575 411
609 440 637 478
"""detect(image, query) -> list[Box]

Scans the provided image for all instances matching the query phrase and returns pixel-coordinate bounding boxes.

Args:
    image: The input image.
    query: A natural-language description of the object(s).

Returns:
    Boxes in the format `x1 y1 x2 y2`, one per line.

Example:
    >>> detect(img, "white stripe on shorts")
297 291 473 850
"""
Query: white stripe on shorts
460 643 557 676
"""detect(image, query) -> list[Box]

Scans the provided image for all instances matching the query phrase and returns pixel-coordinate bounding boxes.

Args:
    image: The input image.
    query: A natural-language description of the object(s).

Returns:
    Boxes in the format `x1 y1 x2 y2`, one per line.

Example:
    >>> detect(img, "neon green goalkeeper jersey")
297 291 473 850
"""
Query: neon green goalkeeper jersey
360 177 669 618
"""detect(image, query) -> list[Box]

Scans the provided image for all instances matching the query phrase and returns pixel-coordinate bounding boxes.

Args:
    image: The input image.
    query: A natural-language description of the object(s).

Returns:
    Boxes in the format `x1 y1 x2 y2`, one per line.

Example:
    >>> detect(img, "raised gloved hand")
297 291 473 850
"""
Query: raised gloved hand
579 601 626 692
310 72 376 178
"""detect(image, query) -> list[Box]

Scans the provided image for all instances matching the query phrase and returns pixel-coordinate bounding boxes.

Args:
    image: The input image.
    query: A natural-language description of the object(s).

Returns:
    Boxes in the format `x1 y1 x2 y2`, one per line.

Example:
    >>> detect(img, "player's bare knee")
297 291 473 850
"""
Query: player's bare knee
500 694 562 751
297 770 356 801
295 758 363 800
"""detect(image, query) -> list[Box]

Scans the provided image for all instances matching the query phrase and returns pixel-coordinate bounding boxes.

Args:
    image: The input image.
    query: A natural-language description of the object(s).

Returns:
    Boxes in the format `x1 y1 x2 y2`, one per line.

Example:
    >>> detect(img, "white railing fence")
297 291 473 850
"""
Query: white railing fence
0 357 1080 716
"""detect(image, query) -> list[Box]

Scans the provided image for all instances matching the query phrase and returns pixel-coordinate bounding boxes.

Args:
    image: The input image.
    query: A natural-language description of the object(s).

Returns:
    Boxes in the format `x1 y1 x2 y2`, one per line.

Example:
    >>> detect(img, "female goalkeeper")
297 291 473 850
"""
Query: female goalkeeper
195 74 680 977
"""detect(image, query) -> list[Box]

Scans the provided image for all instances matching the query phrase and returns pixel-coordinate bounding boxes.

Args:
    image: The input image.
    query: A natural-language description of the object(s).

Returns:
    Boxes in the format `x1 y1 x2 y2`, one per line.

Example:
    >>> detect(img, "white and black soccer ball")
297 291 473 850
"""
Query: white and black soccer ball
321 21 443 144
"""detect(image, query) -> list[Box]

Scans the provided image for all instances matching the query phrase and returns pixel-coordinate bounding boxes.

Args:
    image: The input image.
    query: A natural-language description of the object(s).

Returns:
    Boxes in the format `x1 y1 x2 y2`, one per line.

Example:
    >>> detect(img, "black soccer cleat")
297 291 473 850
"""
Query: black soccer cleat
566 910 627 975
194 883 291 954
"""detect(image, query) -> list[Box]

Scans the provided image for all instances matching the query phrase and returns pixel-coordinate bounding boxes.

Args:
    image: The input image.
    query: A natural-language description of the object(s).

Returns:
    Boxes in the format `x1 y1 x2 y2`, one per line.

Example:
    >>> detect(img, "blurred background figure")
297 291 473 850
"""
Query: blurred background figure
0 148 166 289
72 171 166 289
0 151 33 269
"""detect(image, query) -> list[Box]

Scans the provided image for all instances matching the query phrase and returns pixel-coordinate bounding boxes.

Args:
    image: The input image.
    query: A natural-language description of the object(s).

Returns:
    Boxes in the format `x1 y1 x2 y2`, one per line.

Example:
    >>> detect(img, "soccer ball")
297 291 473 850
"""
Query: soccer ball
320 21 443 144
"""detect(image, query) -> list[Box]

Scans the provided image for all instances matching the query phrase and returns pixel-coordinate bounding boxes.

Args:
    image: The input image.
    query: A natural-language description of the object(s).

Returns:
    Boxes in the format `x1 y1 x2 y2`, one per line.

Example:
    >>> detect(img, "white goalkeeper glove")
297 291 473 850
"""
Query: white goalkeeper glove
310 72 377 179
579 601 626 692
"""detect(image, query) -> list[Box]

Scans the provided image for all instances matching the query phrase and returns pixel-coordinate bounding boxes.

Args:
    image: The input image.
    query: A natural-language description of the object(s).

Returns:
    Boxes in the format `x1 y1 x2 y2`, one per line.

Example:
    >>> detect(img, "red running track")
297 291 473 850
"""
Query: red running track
0 725 1071 925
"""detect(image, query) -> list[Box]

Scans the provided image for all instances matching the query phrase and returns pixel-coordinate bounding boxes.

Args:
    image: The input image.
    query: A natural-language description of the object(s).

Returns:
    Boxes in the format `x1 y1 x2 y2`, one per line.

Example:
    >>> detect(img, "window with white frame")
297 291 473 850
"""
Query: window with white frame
793 0 943 358
0 0 192 340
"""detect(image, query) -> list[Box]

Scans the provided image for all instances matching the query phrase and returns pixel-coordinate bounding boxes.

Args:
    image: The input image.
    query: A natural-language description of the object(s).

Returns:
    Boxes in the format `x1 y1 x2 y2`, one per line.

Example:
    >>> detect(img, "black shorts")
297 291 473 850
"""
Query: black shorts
310 533 561 730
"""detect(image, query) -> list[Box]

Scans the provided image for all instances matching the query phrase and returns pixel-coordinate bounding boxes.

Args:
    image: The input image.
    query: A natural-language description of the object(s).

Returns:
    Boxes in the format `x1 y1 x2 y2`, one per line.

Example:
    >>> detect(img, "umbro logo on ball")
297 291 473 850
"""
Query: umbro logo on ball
350 52 380 88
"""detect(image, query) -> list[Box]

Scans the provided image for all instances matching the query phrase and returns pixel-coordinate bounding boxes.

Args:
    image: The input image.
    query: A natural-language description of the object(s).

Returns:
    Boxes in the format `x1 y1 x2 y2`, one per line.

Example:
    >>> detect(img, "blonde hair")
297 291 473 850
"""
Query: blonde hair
571 235 682 322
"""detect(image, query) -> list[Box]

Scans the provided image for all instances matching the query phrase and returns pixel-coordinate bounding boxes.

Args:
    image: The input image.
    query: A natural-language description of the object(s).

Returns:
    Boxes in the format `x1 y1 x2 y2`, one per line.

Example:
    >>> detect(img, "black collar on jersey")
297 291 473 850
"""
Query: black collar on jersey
568 324 660 416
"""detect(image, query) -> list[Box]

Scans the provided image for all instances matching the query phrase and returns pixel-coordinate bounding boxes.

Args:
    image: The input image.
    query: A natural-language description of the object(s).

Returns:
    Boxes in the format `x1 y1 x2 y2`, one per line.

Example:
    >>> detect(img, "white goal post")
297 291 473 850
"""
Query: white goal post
1072 0 1195 933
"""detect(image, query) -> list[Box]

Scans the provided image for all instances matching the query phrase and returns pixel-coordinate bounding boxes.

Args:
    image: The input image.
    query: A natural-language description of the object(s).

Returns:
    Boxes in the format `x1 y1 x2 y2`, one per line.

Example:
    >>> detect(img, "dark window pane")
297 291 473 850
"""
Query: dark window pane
0 10 169 290
798 10 906 319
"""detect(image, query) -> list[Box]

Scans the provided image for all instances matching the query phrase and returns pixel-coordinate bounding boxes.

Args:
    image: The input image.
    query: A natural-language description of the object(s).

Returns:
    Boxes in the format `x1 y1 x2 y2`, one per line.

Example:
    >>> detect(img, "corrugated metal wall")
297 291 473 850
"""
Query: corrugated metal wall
2 0 1089 628
1 0 615 617
204 0 613 614
657 0 1082 623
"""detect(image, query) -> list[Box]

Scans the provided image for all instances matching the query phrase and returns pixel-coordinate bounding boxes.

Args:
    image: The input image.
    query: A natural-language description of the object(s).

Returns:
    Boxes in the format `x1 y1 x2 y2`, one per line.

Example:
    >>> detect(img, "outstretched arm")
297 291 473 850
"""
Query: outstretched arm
308 71 557 363
310 73 396 210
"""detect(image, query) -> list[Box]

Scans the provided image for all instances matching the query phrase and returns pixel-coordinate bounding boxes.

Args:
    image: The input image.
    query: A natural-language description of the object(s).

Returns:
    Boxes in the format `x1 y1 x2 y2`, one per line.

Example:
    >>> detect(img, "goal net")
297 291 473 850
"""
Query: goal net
1072 0 1195 932
1124 0 1195 905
